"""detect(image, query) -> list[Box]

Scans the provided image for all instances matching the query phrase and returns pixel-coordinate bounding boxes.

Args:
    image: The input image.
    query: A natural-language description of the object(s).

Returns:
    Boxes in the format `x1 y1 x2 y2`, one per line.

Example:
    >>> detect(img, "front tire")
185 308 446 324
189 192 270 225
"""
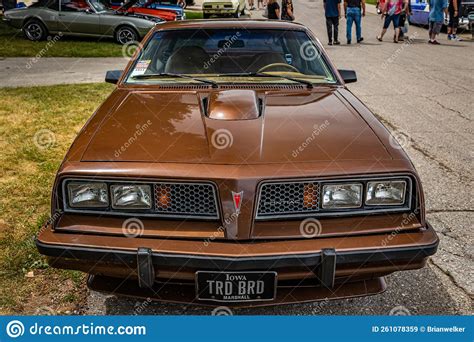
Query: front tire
203 13 210 18
115 26 139 45
23 19 48 41
234 8 240 18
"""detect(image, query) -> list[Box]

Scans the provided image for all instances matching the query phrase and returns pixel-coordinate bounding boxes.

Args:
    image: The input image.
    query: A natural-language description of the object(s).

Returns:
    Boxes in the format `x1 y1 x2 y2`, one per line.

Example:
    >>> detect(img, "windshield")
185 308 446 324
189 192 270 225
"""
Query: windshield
89 0 107 11
125 29 337 85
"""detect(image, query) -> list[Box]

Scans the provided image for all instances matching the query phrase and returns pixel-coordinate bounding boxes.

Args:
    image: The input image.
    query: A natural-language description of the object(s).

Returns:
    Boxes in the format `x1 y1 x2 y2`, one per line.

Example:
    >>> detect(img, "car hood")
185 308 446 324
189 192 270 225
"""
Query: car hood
81 89 392 164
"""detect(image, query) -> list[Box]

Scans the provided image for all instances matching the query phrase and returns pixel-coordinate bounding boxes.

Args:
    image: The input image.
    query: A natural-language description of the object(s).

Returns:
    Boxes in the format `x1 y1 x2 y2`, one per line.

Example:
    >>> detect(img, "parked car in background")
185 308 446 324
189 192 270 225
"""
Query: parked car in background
3 0 163 43
108 0 185 20
36 20 438 307
410 0 472 27
202 0 246 18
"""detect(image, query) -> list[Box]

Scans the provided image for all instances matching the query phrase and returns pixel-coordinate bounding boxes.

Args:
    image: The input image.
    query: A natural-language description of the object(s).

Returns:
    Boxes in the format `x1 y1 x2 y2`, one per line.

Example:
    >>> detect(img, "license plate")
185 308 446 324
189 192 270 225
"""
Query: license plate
196 271 277 302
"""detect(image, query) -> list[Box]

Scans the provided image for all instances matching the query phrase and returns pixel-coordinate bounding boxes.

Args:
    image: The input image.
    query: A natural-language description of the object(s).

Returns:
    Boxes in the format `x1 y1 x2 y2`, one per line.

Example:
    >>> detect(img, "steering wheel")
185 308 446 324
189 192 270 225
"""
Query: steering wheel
257 63 300 73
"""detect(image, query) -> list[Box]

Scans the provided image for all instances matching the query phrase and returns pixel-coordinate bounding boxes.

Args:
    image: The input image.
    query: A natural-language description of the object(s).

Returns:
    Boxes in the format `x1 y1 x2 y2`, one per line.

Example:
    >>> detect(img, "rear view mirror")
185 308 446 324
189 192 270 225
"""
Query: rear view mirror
105 70 123 84
338 69 357 84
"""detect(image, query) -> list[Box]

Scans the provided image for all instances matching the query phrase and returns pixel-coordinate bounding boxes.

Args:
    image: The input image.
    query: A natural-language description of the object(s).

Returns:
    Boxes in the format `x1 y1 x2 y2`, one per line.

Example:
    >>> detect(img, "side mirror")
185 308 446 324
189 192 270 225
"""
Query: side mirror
338 69 357 84
105 70 123 84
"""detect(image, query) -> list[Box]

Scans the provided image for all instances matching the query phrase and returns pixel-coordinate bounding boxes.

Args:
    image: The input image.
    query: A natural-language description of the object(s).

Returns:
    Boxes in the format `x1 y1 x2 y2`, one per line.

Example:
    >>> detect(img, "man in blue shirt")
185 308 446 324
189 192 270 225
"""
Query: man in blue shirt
324 0 342 45
428 0 448 44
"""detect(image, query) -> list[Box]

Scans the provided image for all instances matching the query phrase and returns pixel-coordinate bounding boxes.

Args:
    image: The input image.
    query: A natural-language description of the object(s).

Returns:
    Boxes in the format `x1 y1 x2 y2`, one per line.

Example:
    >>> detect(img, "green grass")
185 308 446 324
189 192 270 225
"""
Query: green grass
0 83 114 314
185 9 203 19
365 0 377 5
0 19 124 57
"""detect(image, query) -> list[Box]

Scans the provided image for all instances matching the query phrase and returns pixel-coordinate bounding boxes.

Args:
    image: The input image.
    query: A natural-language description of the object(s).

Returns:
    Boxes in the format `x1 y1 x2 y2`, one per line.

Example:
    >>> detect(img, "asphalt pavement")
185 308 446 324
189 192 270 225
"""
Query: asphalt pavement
1 0 472 315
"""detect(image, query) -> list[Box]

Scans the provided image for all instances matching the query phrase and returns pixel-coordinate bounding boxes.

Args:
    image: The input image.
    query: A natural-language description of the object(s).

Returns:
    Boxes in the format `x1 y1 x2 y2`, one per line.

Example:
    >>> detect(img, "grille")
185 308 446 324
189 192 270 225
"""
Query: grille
154 182 219 219
256 181 320 219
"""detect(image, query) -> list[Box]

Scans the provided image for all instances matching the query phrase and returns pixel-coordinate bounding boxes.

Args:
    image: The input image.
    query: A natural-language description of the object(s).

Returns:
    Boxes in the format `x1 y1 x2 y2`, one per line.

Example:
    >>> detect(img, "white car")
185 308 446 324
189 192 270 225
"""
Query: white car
202 0 246 18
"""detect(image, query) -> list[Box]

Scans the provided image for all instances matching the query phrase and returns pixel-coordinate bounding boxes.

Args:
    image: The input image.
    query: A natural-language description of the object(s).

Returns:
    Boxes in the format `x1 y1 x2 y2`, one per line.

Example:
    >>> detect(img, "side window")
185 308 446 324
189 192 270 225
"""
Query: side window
61 0 91 12
47 0 60 10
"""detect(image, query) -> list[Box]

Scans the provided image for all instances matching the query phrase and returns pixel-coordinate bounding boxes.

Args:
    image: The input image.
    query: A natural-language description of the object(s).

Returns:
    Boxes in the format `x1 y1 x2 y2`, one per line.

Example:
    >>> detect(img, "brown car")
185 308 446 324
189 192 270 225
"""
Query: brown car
36 20 438 307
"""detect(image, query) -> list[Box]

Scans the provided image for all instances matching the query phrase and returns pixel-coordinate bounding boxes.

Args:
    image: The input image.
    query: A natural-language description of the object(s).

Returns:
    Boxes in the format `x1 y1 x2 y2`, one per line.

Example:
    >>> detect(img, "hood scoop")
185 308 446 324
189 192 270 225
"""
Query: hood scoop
205 90 261 120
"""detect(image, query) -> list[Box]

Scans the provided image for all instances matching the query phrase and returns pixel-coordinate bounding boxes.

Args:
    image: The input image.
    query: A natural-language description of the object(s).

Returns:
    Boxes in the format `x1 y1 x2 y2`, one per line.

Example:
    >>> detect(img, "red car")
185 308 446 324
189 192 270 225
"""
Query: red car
110 0 185 21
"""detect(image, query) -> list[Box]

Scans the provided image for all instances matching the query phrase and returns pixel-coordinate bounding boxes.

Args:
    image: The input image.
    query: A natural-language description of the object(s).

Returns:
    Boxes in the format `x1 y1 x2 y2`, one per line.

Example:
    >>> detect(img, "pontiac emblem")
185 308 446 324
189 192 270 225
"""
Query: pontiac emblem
232 191 243 214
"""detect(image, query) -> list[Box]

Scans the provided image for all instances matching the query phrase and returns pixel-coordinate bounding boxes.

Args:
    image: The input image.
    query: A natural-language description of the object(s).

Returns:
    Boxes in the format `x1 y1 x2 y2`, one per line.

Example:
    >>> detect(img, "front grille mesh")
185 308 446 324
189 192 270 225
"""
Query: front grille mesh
154 182 218 219
257 181 320 218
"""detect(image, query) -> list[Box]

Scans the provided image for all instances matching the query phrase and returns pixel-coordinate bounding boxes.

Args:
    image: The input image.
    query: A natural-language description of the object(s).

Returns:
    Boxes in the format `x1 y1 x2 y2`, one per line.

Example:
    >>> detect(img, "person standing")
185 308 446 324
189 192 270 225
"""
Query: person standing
376 0 407 43
324 0 342 45
266 0 280 19
344 0 365 44
281 0 295 21
248 0 256 10
447 0 462 40
428 0 448 44
397 0 411 41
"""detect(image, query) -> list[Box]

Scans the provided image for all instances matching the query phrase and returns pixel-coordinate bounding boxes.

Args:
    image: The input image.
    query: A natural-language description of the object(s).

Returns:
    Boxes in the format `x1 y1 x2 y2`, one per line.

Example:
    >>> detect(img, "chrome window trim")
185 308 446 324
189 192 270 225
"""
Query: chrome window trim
255 175 413 220
61 177 220 220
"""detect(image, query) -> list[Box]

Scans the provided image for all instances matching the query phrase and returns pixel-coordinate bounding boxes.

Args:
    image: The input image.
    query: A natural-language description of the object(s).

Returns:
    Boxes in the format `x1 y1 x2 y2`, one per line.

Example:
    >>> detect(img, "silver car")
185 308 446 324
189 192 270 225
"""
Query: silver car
3 0 164 44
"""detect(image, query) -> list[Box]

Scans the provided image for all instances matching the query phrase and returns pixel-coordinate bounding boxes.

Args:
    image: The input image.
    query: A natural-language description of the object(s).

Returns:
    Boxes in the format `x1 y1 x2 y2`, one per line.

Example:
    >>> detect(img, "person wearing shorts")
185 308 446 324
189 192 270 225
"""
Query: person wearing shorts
376 0 406 43
428 0 448 44
448 0 462 40
397 0 411 40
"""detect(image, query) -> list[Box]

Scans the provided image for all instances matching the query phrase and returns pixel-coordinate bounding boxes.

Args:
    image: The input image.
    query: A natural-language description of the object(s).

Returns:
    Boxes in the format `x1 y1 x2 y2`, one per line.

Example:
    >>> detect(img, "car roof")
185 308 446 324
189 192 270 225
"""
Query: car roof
151 19 307 32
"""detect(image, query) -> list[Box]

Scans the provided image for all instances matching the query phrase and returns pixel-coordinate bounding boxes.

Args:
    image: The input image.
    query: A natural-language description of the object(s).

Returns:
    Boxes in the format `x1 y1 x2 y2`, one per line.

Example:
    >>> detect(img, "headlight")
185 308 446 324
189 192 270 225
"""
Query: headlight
366 180 406 205
322 183 362 209
111 184 152 209
67 182 108 208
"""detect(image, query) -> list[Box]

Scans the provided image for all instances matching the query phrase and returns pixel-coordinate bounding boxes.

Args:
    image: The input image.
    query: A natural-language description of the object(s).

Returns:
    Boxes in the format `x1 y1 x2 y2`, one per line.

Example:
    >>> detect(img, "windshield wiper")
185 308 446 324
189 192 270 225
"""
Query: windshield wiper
220 72 315 89
131 73 218 88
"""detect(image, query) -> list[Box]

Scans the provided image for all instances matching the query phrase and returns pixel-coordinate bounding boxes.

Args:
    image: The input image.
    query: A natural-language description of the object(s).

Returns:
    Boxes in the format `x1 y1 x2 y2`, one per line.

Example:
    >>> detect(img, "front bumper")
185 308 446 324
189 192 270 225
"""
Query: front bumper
203 7 237 14
36 222 438 306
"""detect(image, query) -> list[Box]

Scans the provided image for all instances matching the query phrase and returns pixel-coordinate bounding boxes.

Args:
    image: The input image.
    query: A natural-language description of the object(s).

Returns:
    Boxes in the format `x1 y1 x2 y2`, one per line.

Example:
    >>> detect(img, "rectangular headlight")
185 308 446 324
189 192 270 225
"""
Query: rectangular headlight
67 182 108 208
111 184 152 209
366 180 406 206
322 183 362 209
